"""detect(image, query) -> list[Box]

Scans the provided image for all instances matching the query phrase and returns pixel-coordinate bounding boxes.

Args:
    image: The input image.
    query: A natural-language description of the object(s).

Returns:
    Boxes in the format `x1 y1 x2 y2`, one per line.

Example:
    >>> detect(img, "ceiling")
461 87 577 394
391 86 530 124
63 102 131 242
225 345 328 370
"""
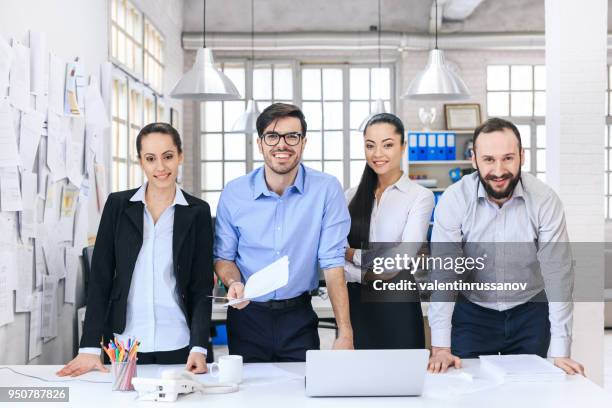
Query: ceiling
182 0 548 34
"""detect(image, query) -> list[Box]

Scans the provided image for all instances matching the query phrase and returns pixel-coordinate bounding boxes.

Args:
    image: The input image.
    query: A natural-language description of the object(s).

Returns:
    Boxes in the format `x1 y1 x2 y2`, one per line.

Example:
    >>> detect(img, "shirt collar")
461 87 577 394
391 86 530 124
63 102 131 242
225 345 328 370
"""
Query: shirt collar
129 181 189 206
391 173 412 194
252 164 305 199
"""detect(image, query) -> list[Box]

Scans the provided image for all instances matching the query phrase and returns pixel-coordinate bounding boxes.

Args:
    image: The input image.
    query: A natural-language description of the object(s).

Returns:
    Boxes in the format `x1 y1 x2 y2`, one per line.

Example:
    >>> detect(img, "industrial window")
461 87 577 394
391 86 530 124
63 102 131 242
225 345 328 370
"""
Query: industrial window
486 64 546 181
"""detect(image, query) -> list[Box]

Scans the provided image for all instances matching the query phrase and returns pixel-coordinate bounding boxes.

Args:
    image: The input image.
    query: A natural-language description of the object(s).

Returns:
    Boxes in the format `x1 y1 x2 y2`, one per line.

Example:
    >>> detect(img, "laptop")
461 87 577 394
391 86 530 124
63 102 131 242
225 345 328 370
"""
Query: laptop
305 349 430 397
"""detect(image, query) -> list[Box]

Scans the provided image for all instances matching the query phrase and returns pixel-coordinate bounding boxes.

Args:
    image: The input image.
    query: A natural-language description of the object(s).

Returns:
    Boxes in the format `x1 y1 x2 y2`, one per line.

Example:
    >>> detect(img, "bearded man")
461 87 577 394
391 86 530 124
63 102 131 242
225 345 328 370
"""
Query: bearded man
427 118 584 376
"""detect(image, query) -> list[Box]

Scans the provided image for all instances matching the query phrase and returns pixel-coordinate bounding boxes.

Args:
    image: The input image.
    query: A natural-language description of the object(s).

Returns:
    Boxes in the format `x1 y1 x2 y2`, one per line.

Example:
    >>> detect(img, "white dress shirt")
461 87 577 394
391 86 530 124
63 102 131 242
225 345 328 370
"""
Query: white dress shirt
344 173 435 282
429 172 573 357
80 183 206 356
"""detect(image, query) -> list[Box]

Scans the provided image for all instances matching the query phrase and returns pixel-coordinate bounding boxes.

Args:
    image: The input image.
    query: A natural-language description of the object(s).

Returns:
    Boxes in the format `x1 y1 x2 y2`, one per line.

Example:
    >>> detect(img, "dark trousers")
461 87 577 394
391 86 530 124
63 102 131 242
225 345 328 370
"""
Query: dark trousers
226 297 320 363
451 293 551 358
102 346 190 365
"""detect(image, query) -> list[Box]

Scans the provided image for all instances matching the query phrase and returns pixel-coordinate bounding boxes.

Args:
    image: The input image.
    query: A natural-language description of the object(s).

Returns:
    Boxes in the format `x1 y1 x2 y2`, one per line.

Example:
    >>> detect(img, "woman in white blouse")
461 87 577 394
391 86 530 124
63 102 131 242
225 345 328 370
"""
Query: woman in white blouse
345 113 434 349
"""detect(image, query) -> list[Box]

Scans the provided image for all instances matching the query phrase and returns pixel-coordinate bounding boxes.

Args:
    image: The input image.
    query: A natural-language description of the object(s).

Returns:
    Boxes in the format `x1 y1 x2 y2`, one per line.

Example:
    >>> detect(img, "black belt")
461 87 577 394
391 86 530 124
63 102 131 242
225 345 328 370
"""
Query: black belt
251 292 311 310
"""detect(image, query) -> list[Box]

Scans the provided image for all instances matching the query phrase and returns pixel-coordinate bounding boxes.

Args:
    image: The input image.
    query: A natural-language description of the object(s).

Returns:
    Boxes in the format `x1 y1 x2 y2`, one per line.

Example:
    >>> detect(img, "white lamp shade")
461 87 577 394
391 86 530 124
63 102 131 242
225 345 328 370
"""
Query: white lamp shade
358 99 388 131
170 48 241 100
401 49 470 101
232 99 261 133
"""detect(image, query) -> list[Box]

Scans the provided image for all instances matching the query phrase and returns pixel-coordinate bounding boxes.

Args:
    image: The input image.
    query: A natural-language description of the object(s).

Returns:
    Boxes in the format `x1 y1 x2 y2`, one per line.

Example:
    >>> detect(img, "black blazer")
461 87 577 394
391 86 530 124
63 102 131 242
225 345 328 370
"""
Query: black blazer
79 188 214 350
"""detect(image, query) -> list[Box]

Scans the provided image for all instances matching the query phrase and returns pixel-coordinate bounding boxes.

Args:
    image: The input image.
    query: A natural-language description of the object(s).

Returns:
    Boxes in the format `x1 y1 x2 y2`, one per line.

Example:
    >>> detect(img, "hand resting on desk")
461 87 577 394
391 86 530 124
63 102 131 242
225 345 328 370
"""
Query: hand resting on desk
428 347 462 374
56 353 109 377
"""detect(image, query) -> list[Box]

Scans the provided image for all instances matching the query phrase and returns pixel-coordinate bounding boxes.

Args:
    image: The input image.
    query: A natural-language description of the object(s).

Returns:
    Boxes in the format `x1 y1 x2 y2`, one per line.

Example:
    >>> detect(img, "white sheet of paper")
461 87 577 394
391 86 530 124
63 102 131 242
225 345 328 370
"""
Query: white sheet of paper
0 212 18 245
0 98 20 167
64 248 79 304
0 35 12 97
73 195 88 251
41 274 58 339
29 31 48 96
48 53 65 115
15 245 34 312
224 256 289 306
66 117 84 187
34 239 46 288
19 170 38 239
19 110 43 172
0 166 23 211
0 247 15 327
37 138 48 198
8 41 30 112
28 291 43 360
43 242 65 278
58 183 79 243
46 112 67 180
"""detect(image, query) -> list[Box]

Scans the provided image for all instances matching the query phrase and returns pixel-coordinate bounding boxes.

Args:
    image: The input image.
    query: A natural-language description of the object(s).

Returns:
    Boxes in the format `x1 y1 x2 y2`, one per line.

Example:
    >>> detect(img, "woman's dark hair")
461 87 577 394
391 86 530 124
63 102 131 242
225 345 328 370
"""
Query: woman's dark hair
347 113 405 249
256 103 307 137
136 122 183 158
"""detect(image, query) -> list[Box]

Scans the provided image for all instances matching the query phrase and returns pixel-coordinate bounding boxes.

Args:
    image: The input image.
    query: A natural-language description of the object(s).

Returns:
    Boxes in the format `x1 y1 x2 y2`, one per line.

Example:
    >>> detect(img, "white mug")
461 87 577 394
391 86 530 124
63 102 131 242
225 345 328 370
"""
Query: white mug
210 355 243 384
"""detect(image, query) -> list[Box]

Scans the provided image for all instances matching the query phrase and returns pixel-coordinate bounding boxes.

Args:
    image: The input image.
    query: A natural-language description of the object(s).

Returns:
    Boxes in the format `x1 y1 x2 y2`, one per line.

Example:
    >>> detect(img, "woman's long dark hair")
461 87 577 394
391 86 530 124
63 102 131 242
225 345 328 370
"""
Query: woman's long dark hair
347 113 405 249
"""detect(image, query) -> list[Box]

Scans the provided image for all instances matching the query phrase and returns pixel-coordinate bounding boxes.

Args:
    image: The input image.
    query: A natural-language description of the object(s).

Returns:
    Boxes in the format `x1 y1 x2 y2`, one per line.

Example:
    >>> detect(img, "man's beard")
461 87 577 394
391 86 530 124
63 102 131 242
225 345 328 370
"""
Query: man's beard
264 148 301 175
477 166 521 200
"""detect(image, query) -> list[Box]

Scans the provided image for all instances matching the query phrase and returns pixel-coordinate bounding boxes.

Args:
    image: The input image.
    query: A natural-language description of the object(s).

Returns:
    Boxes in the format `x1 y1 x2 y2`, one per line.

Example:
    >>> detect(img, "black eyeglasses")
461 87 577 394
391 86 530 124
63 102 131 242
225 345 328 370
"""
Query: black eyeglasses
260 132 304 146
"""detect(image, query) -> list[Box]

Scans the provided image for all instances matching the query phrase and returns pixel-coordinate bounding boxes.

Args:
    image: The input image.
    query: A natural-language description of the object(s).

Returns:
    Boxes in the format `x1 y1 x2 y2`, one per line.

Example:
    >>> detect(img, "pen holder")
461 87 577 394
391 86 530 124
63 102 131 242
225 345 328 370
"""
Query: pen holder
111 359 138 391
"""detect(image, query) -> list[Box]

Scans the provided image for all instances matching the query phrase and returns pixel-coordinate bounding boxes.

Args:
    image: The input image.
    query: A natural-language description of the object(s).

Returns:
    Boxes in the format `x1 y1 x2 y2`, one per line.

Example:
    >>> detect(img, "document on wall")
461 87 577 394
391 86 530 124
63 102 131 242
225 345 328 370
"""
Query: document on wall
0 98 20 167
0 250 15 327
41 274 58 340
28 291 42 361
64 248 79 304
48 53 65 115
59 183 79 242
43 242 65 279
94 163 108 212
29 31 48 96
8 41 30 112
15 245 34 313
19 110 44 172
43 177 58 225
64 59 85 116
0 166 24 212
224 256 290 306
46 112 67 181
0 35 12 97
34 239 46 288
19 171 38 239
73 194 89 251
0 212 18 245
37 138 48 198
66 117 85 187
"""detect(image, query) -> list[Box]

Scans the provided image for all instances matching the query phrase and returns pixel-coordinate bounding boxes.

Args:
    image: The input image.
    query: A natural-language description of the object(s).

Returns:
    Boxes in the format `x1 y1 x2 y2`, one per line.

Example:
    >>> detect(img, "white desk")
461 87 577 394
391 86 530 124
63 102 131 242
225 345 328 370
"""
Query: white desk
1 360 610 408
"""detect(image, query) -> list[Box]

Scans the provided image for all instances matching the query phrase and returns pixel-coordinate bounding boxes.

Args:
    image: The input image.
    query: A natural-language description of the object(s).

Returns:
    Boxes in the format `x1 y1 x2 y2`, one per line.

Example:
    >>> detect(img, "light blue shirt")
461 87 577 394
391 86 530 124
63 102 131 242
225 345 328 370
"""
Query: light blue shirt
214 164 350 301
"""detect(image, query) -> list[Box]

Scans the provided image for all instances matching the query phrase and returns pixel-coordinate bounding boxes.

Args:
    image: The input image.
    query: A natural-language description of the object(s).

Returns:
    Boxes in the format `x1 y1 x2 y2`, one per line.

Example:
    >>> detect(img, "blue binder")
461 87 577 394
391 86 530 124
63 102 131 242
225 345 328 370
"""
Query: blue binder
427 133 437 161
418 133 427 161
408 133 418 160
436 133 446 160
446 133 456 160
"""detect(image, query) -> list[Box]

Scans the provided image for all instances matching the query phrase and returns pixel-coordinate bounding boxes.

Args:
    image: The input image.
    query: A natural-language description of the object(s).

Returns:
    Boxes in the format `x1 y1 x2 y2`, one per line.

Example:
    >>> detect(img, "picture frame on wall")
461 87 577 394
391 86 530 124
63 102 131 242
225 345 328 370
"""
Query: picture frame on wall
444 103 482 131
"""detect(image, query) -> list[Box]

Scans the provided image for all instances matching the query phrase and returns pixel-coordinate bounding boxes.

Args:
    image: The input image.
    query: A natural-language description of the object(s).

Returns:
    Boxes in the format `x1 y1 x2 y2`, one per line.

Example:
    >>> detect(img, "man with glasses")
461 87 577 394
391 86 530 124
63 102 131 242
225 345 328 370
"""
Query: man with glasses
214 103 353 362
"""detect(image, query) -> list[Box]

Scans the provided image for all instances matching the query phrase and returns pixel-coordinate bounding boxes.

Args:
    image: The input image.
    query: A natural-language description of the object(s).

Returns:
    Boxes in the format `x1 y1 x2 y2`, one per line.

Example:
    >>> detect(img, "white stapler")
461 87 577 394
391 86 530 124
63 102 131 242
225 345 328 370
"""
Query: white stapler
131 369 239 402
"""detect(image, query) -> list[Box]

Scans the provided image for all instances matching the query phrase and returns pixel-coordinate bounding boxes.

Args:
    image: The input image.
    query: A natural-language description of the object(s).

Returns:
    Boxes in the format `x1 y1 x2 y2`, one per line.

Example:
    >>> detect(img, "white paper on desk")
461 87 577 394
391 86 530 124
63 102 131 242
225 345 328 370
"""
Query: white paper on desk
28 291 42 360
16 245 34 312
479 354 566 382
8 41 30 112
0 98 20 167
29 31 48 96
0 247 15 327
19 110 44 172
0 35 12 97
423 370 503 399
48 53 65 115
0 166 23 211
19 170 38 239
41 274 58 340
224 256 289 306
64 247 79 304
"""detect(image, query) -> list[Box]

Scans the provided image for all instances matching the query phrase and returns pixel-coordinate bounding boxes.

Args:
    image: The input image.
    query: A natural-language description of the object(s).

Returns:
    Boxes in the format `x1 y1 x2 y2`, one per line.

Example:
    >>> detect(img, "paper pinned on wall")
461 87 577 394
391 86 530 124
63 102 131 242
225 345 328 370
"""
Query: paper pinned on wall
15 245 34 313
0 35 12 98
48 53 65 115
43 242 65 278
73 193 89 251
34 239 46 289
46 111 67 180
8 40 30 112
64 248 79 304
41 274 58 340
19 110 44 172
29 31 48 96
0 247 15 327
0 212 18 246
36 139 48 198
0 166 24 212
66 117 85 187
28 291 42 361
58 183 79 243
0 98 20 167
19 170 38 239
94 163 108 213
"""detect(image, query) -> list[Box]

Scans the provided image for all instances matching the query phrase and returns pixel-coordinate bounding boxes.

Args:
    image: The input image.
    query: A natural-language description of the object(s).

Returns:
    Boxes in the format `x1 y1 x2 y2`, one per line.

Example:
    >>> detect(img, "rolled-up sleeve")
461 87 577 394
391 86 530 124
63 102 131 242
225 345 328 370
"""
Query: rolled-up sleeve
213 189 239 262
318 179 351 270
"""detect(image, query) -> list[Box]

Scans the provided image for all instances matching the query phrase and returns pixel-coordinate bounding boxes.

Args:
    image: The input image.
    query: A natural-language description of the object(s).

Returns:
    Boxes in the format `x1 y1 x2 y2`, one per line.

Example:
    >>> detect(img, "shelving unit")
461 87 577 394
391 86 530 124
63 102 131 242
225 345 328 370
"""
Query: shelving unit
404 130 474 191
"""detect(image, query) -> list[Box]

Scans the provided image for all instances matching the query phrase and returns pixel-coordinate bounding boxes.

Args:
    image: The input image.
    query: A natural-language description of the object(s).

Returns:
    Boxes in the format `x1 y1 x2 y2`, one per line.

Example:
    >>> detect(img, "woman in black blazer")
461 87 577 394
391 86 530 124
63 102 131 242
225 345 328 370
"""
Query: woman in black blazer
58 123 214 376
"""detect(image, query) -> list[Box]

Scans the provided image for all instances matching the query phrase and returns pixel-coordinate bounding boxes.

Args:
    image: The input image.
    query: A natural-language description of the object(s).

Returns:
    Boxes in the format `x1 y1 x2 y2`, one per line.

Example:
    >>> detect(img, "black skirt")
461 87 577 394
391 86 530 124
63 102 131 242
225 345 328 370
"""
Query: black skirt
347 277 425 350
